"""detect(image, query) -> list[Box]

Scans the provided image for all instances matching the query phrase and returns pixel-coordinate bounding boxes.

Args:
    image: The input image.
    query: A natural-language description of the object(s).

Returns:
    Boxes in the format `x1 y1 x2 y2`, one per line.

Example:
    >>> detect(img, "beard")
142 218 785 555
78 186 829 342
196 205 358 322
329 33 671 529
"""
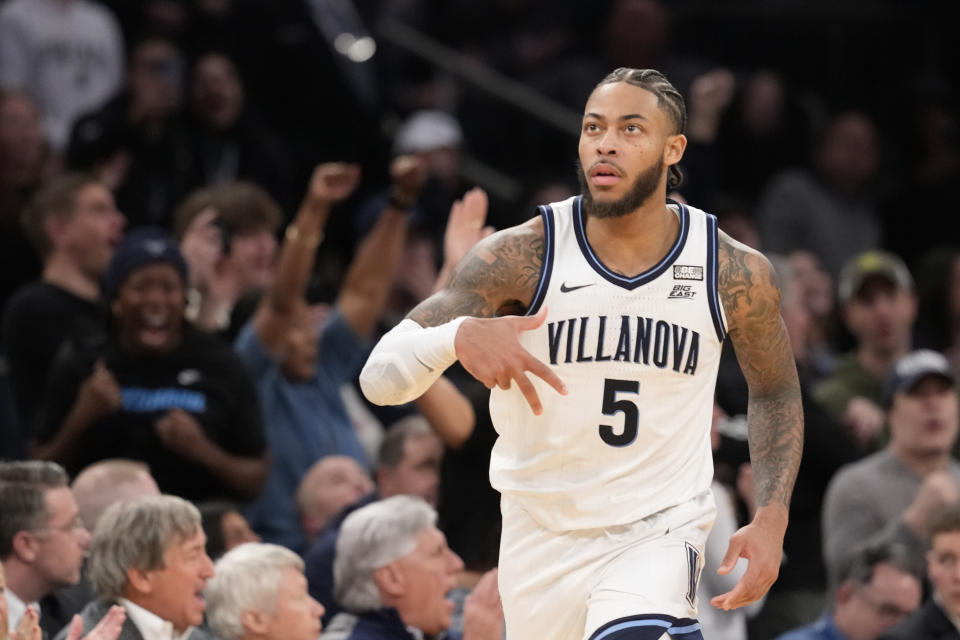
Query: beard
577 157 665 219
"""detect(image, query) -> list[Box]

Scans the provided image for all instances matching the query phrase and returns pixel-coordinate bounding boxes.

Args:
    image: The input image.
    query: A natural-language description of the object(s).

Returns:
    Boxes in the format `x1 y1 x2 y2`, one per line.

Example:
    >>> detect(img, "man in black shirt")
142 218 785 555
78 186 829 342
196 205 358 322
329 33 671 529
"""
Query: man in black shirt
33 228 268 503
2 173 124 436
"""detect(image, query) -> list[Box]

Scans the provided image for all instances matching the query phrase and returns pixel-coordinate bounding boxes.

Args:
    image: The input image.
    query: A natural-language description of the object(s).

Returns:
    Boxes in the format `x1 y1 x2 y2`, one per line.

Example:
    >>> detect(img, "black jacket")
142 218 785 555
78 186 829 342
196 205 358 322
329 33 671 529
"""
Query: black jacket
880 599 960 640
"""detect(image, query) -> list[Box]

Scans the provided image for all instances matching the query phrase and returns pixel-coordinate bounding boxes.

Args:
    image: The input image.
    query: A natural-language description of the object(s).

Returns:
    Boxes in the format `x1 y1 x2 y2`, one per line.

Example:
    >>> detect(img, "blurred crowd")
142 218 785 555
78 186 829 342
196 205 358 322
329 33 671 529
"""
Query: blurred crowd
1 1 958 639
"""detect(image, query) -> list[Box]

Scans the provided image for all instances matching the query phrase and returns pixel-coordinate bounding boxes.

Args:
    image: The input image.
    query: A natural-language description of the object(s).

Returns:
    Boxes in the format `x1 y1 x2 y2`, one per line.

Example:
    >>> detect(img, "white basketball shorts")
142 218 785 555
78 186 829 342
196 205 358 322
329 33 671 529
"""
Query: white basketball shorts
498 490 716 640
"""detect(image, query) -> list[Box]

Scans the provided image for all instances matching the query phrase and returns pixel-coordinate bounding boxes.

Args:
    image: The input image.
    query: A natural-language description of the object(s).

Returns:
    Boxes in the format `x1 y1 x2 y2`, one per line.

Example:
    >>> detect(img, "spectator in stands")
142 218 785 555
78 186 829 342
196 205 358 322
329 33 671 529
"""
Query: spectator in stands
304 418 444 624
787 250 838 381
822 350 960 590
45 459 163 631
67 37 194 228
33 228 268 503
2 560 126 640
879 96 960 270
776 543 922 640
1 559 41 640
712 70 813 208
173 182 281 334
0 0 123 153
914 248 960 374
0 90 48 307
204 543 325 640
815 251 917 449
3 174 124 432
238 158 470 550
187 52 293 212
198 502 260 561
757 111 882 278
297 457 375 546
880 504 960 640
60 495 214 640
323 495 502 640
70 460 160 533
0 461 91 637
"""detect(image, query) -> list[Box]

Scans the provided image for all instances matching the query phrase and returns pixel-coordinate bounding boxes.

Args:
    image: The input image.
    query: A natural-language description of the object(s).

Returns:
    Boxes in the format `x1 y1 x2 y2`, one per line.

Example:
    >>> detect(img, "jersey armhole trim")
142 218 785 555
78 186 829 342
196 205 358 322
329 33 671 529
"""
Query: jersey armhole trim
525 204 555 316
706 213 728 342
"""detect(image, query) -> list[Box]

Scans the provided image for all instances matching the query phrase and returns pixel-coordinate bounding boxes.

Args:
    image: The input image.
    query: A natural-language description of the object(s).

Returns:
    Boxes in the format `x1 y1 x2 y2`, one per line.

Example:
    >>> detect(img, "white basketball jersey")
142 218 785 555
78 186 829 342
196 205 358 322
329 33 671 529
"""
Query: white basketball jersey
489 196 727 531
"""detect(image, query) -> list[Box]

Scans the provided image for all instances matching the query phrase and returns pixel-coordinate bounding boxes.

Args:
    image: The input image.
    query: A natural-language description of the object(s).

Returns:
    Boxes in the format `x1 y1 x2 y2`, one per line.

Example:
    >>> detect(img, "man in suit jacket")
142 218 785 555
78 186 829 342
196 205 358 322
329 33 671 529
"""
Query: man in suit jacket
881 504 960 640
54 496 216 640
1 461 91 638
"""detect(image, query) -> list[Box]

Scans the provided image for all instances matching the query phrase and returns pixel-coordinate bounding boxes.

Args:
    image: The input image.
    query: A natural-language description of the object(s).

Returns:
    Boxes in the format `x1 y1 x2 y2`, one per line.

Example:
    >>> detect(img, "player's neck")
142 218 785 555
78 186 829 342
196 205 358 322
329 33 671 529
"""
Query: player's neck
585 200 679 278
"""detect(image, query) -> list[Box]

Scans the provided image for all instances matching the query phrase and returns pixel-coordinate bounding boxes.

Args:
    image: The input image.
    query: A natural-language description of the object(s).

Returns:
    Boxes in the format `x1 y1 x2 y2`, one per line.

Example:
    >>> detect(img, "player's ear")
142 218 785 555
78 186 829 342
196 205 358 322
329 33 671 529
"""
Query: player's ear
664 133 687 167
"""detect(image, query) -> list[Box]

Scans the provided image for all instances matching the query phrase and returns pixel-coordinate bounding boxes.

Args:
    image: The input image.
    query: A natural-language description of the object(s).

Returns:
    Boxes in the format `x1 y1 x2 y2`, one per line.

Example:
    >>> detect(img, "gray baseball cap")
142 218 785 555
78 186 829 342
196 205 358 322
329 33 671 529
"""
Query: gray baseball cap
883 349 956 406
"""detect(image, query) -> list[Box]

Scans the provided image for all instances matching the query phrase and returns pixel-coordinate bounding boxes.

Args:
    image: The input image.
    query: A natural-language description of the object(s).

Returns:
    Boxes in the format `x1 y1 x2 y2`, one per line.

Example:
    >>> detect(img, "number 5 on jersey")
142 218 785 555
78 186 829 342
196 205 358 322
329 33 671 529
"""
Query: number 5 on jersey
600 378 639 446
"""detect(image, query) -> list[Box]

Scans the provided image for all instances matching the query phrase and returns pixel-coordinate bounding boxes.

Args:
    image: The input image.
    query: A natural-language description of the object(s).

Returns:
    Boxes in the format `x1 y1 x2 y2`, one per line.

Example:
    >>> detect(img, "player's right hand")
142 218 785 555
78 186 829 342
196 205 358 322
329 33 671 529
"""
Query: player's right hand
454 306 567 415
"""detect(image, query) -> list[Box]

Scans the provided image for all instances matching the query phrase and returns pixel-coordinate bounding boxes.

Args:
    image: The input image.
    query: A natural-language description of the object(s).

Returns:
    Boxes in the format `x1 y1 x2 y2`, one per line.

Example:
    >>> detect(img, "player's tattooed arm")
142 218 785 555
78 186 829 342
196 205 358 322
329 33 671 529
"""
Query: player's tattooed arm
408 217 545 327
718 231 803 512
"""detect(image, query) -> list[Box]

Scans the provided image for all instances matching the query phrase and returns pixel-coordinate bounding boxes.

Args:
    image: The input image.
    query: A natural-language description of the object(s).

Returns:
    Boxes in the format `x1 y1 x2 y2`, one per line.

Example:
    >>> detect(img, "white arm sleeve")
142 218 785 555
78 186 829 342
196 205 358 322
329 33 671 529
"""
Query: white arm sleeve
359 317 467 406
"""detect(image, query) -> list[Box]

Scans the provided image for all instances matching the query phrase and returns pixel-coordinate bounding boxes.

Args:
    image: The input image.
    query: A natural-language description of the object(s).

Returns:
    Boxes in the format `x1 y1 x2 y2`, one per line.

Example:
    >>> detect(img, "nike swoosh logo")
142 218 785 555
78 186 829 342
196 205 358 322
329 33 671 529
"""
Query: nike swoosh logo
560 282 594 293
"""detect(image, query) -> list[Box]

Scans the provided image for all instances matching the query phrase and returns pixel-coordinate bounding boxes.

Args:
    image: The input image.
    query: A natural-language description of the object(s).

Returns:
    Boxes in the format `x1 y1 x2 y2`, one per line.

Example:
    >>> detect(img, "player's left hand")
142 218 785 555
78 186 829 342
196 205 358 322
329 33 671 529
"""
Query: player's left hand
710 505 786 610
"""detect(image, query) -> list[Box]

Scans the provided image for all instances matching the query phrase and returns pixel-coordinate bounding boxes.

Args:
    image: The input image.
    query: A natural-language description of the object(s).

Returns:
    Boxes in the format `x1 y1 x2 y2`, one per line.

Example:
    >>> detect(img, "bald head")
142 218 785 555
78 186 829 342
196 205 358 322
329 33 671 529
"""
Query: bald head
71 459 160 530
297 456 373 540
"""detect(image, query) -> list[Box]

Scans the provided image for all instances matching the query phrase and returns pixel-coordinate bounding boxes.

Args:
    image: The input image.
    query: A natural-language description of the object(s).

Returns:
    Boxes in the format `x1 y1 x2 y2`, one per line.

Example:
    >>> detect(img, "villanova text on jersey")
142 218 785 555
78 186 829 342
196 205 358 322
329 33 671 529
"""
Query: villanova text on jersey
546 315 700 375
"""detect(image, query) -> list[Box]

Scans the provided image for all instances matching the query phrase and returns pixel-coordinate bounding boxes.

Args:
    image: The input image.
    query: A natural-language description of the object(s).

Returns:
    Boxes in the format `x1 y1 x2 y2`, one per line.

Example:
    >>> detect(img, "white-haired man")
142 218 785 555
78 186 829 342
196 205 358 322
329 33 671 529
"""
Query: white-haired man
205 543 325 640
55 496 215 640
303 417 446 625
322 495 501 640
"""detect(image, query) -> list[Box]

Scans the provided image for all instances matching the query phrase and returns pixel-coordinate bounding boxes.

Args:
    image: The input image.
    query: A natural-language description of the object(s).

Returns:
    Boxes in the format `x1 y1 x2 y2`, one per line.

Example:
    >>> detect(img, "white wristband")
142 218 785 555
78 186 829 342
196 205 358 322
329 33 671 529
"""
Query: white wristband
360 317 467 406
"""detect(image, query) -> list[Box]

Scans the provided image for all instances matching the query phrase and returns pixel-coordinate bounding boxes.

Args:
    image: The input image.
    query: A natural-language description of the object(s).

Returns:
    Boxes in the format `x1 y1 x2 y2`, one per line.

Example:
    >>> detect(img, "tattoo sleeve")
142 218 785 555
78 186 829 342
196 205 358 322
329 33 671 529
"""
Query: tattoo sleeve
407 221 545 327
718 232 803 511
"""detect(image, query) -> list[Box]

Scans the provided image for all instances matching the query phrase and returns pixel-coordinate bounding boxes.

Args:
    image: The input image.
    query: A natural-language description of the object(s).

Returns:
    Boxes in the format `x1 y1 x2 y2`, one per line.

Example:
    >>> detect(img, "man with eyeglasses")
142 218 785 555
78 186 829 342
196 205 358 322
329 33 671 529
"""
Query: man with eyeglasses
881 504 960 639
0 461 91 638
776 543 922 640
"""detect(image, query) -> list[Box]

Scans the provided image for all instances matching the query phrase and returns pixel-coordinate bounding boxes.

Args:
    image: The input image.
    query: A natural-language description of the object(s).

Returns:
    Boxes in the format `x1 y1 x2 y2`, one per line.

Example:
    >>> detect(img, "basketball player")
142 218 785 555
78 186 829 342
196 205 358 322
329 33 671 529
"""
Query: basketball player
360 68 803 640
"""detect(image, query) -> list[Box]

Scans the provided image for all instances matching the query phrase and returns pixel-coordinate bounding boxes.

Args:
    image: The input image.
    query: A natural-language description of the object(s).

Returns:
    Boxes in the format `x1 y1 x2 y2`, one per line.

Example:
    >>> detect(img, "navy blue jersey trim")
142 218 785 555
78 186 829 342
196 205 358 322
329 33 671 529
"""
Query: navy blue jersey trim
574 196 690 291
588 614 702 640
705 213 727 342
525 204 555 316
